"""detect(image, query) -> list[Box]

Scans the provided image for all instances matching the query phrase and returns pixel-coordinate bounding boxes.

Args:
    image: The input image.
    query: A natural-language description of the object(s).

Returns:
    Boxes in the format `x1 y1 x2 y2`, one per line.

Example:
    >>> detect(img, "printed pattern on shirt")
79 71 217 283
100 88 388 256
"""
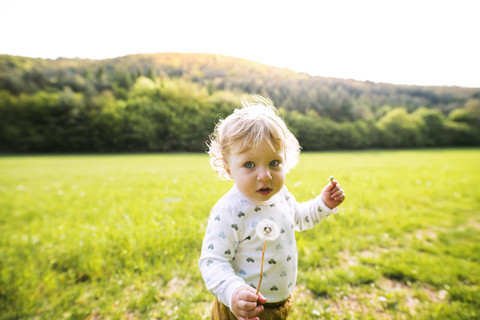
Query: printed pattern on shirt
198 186 336 309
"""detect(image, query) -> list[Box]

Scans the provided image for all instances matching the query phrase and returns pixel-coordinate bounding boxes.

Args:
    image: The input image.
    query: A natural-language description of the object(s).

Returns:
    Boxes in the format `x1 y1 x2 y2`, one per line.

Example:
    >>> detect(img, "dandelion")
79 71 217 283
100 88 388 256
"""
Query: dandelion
328 175 337 185
255 219 280 295
256 220 280 241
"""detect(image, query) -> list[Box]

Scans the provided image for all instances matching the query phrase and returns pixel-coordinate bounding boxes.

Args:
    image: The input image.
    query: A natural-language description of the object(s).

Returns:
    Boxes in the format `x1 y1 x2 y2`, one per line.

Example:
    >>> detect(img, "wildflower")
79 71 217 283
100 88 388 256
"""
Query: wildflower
255 219 280 295
327 175 337 189
256 220 280 241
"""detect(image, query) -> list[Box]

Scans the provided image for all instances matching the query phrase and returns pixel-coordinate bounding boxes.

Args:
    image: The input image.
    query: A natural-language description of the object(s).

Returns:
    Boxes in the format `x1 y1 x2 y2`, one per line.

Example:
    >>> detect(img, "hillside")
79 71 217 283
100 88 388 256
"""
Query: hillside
2 53 479 119
0 53 479 152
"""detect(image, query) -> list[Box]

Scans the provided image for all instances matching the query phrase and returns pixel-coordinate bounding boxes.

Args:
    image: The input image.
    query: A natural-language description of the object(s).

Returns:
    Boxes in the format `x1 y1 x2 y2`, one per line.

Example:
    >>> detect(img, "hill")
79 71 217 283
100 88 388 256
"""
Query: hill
0 53 479 152
2 53 479 119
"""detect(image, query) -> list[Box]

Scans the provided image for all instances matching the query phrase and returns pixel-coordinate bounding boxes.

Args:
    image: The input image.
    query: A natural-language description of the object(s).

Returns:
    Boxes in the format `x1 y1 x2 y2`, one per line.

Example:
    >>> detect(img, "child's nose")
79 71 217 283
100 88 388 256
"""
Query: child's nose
257 167 272 181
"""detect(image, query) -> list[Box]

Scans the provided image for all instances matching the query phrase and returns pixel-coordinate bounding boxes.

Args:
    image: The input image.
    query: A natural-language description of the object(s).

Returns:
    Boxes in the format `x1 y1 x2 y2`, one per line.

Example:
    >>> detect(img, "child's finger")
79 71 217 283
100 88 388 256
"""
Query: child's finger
238 299 259 311
329 181 338 192
238 287 259 301
257 292 268 304
332 189 346 201
237 302 264 319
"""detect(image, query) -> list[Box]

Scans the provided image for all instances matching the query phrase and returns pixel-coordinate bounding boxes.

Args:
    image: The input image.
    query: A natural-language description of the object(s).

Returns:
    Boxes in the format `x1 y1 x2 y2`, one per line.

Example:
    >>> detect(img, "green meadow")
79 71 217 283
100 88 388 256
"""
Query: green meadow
1 149 479 319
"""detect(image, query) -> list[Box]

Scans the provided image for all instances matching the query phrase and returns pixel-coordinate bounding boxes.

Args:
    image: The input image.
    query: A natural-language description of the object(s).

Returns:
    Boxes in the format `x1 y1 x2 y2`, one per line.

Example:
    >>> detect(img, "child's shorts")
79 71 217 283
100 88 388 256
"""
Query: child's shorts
211 295 293 320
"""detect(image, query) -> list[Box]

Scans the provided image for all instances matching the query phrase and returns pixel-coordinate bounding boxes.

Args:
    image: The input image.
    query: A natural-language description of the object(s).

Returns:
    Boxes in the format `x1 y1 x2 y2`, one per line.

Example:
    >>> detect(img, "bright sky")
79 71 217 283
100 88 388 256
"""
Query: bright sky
1 0 479 88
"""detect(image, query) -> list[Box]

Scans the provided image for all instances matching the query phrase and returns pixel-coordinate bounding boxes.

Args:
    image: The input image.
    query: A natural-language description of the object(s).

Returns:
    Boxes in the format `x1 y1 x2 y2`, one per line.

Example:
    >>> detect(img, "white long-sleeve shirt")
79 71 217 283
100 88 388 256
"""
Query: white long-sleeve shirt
198 185 337 310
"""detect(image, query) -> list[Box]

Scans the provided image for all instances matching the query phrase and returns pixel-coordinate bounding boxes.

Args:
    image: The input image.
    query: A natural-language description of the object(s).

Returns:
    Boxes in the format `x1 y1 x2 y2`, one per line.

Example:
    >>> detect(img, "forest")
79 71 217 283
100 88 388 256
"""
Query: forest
0 53 479 152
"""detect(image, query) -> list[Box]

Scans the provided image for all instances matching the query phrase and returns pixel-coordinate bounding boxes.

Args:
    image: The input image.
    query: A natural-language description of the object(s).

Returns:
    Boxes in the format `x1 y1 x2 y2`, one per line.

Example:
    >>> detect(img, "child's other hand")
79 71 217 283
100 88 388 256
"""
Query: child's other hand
321 180 345 209
231 285 267 320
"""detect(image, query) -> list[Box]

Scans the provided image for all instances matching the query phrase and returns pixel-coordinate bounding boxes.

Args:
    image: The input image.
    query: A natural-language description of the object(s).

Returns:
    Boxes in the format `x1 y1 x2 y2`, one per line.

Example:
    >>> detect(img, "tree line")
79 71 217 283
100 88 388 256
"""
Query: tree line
0 53 479 152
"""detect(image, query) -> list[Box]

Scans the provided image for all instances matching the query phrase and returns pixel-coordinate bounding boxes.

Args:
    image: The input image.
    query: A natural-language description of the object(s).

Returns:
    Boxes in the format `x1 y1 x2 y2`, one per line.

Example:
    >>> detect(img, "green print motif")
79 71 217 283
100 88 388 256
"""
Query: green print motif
305 216 310 223
238 211 245 218
208 243 214 250
276 244 282 250
231 224 239 230
287 255 291 261
246 257 254 263
255 206 261 212
268 259 277 265
207 260 213 266
224 249 231 255
215 215 220 221
280 271 287 277
270 286 278 291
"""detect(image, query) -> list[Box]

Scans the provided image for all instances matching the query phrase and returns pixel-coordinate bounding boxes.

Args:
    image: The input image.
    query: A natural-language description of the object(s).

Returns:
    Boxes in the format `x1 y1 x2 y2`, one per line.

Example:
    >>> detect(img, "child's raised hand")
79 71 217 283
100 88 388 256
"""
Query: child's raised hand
231 285 267 320
321 177 345 209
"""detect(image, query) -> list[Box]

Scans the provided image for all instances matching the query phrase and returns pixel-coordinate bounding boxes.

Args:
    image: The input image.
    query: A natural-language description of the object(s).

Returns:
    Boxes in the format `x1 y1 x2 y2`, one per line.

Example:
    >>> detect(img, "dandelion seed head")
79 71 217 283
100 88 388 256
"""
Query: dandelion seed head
256 219 280 241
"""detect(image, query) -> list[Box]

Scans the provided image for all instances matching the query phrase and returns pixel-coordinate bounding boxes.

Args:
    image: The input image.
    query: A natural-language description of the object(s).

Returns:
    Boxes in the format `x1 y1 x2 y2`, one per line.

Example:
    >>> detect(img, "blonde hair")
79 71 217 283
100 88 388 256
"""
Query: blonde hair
207 96 301 179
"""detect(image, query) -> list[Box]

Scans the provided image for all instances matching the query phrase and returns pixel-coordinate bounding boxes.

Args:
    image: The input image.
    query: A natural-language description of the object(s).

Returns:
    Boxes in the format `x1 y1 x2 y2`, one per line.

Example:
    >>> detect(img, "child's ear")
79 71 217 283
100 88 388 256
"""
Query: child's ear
225 164 231 175
224 159 231 175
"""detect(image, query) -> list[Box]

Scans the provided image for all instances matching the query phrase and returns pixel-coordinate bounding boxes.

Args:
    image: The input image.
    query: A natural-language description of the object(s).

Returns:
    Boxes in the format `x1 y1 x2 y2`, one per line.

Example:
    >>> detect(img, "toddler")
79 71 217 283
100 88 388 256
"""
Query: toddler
199 97 345 320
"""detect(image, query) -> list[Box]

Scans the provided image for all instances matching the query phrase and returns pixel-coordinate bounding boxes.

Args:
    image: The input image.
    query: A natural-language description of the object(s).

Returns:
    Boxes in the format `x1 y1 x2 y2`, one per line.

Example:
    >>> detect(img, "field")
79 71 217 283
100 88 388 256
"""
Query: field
1 149 479 319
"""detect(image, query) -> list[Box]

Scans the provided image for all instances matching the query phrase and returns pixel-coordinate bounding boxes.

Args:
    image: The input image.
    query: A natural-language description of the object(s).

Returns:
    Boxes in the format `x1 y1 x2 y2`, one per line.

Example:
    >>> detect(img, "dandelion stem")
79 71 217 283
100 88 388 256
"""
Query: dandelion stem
256 240 267 296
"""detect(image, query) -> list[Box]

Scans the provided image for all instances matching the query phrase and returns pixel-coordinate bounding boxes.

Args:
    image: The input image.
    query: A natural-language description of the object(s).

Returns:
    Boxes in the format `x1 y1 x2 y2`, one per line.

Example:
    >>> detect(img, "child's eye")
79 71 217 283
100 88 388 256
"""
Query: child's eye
244 161 255 168
270 160 280 166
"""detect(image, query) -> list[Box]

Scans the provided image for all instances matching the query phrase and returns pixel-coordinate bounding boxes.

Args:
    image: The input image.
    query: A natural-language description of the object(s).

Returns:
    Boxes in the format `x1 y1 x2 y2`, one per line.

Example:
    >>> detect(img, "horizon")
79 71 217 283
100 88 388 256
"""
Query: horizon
1 0 479 88
5 51 480 89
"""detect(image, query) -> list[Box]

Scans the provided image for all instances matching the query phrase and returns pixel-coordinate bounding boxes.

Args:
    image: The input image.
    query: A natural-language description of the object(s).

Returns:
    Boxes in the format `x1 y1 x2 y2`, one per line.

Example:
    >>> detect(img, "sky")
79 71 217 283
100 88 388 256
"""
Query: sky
1 0 479 88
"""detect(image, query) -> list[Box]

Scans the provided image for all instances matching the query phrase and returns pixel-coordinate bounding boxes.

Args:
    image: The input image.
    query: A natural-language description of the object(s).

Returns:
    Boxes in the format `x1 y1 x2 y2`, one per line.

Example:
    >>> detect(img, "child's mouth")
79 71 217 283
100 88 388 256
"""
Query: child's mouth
257 187 273 196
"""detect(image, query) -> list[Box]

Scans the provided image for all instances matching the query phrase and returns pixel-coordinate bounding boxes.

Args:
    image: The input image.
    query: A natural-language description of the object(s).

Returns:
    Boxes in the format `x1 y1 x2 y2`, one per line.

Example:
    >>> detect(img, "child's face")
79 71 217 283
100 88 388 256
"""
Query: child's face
226 141 286 202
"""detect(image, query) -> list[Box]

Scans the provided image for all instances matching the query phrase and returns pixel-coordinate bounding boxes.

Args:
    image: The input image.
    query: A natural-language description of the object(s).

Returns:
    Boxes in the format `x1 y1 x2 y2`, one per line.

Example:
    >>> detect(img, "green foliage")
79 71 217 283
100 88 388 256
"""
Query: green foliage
1 53 480 152
376 108 422 147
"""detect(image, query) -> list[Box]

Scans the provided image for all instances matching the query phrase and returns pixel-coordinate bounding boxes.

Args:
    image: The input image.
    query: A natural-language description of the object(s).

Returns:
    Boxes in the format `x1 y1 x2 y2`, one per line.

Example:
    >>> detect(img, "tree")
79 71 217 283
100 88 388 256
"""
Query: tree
448 102 480 145
413 108 448 146
377 108 423 148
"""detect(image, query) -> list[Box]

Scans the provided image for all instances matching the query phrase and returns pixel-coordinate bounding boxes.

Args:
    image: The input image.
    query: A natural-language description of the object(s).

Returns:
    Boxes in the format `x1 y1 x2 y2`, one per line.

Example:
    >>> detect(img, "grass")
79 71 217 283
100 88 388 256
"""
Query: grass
0 149 479 319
